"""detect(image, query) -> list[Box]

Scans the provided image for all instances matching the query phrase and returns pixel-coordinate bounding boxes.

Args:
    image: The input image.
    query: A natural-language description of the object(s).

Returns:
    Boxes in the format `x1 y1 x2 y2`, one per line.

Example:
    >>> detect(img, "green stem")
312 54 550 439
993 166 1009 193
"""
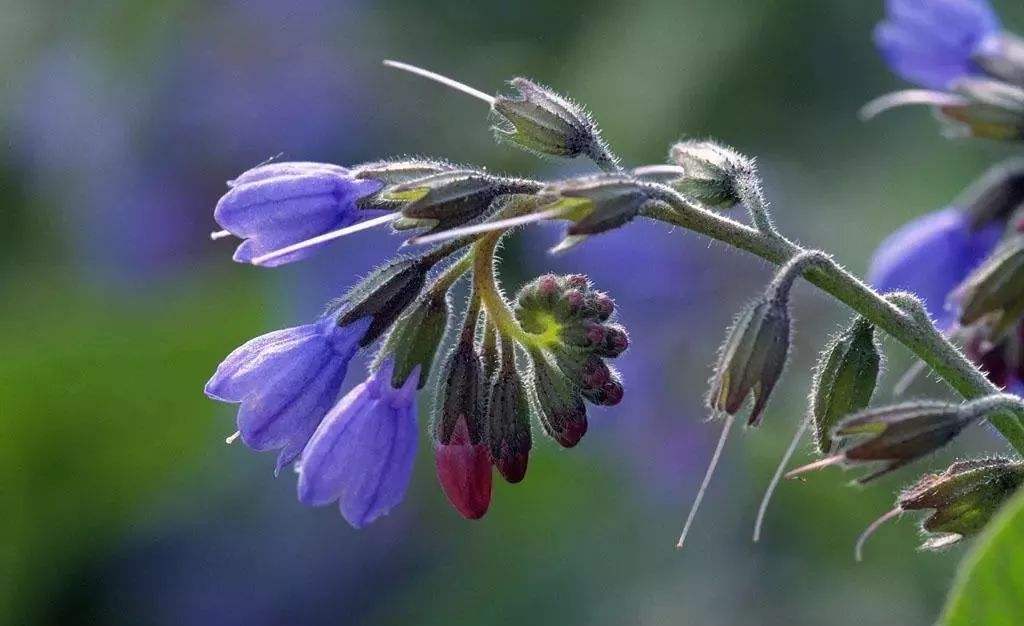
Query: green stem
641 183 1024 455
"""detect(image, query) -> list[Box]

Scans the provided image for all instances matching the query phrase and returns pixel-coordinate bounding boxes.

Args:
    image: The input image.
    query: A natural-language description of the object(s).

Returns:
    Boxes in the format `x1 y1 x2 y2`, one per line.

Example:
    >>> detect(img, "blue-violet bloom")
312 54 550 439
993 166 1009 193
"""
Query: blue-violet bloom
205 316 372 473
214 161 383 266
874 0 1000 90
297 360 420 528
868 206 1002 328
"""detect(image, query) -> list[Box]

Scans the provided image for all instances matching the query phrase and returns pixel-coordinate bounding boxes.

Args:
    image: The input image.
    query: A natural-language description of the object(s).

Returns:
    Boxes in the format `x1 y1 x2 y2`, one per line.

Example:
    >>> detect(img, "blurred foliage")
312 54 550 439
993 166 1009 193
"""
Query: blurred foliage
942 487 1024 625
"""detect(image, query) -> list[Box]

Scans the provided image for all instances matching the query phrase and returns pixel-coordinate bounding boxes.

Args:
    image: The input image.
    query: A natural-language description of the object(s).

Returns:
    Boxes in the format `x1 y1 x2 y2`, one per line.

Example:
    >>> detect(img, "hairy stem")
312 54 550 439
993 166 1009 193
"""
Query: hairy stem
641 185 1024 455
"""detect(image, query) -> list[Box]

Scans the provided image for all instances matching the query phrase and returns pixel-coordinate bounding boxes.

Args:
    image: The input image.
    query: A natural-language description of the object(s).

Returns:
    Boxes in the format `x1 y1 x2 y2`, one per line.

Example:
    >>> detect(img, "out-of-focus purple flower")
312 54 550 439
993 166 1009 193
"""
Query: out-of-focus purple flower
868 207 1002 328
297 360 420 528
214 162 383 266
874 0 1000 89
205 317 371 473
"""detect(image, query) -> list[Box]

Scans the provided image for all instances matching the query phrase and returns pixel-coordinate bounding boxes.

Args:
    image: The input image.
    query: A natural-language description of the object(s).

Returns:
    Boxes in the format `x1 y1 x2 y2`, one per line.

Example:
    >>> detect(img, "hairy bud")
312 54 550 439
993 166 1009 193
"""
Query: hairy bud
810 317 882 453
900 457 1024 550
669 140 755 209
540 177 658 251
335 256 434 345
708 293 791 426
380 292 450 388
352 158 455 210
956 238 1024 334
529 349 588 447
492 78 617 169
485 340 533 483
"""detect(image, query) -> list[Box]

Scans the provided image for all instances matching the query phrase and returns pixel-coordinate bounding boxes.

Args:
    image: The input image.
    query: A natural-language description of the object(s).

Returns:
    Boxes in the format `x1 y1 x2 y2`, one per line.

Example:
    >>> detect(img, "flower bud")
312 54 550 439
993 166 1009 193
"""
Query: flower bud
961 158 1024 229
668 140 755 209
810 318 882 453
956 238 1024 333
385 170 540 235
352 158 455 210
899 457 1024 550
492 78 617 169
380 291 451 388
824 402 976 482
485 341 532 483
708 294 791 426
937 78 1024 141
336 256 434 345
529 350 588 447
433 319 492 518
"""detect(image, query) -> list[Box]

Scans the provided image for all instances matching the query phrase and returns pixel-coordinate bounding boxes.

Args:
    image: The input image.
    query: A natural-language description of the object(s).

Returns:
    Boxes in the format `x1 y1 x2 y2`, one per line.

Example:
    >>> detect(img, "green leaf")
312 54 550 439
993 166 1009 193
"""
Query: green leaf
941 486 1024 625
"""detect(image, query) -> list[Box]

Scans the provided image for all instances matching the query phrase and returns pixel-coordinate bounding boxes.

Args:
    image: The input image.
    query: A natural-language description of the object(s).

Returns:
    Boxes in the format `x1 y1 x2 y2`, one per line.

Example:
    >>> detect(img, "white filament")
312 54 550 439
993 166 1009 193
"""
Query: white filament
383 60 495 105
225 431 241 444
784 454 844 479
677 413 735 549
753 417 810 542
250 213 400 266
407 208 569 246
855 508 902 562
210 230 232 240
859 89 968 121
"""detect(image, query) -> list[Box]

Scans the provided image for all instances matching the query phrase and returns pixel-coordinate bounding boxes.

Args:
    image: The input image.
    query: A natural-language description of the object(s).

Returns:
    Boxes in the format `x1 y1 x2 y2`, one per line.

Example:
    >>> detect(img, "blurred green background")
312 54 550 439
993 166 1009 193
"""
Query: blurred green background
4 1 1024 624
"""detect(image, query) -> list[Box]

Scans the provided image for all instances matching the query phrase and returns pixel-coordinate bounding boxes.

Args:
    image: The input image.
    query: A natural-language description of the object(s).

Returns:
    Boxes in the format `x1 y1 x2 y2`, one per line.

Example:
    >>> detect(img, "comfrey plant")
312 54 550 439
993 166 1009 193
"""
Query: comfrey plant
205 0 1024 556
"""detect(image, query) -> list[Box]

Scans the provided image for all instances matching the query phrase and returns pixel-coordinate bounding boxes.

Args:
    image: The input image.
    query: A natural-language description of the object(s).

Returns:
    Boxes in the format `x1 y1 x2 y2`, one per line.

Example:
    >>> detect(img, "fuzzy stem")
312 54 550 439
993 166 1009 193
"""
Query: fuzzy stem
641 184 1024 456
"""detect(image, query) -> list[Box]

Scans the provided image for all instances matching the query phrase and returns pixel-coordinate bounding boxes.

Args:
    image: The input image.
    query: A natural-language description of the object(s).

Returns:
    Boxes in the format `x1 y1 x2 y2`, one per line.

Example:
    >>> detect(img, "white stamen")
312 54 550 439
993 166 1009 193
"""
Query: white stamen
785 454 844 479
225 431 241 444
753 417 810 542
383 59 496 105
250 213 400 266
632 164 687 178
407 208 569 246
894 359 929 396
210 230 232 240
859 89 969 121
677 413 735 549
855 507 902 562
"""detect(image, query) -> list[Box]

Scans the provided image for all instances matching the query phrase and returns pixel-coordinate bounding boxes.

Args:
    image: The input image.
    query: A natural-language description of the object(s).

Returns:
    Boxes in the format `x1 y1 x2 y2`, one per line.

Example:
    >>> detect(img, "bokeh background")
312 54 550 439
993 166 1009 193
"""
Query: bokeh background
4 1 1024 624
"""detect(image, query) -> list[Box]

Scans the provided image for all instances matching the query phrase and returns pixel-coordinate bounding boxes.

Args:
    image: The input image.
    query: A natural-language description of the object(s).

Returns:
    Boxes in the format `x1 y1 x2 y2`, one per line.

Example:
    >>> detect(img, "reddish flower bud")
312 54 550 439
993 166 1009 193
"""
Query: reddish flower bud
435 418 492 520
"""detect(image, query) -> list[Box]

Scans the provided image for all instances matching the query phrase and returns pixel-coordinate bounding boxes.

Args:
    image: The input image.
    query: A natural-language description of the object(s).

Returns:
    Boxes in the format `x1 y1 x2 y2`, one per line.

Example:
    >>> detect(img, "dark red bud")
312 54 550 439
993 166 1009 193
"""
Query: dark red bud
494 448 529 483
435 419 493 519
593 293 615 321
537 274 560 297
564 289 585 312
585 322 606 345
581 355 611 389
601 380 624 406
565 274 589 290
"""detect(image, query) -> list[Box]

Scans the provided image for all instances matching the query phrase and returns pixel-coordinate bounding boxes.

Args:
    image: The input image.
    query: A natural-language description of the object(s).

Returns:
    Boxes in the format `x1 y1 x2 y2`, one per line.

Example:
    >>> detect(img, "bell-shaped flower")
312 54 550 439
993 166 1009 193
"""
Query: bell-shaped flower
214 161 383 266
296 361 420 528
868 207 1001 328
874 0 1001 90
205 317 372 473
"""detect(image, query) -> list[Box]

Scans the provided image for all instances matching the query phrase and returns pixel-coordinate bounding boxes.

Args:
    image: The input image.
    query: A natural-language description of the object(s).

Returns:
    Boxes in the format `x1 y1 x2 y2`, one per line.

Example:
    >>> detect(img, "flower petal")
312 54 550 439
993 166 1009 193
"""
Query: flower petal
204 323 322 402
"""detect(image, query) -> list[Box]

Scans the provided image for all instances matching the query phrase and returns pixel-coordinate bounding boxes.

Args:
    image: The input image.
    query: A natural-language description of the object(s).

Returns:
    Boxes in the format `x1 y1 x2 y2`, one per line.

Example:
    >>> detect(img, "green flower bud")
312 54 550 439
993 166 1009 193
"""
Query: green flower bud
335 256 433 346
386 169 541 235
492 78 617 169
810 318 882 453
379 291 451 388
485 339 533 483
669 140 755 209
708 293 791 426
529 349 588 448
956 238 1024 334
900 457 1024 550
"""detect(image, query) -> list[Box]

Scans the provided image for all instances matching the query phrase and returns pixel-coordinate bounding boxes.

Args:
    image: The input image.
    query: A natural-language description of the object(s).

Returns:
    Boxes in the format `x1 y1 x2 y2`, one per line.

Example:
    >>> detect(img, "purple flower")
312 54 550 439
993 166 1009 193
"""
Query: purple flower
868 207 1002 328
296 360 420 528
205 316 371 472
874 0 1000 89
214 162 383 266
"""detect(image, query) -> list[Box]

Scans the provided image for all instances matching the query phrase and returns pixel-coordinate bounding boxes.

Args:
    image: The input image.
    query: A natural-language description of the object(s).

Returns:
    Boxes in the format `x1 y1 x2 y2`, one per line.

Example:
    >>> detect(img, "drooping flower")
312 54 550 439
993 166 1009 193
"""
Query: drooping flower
205 316 371 473
868 207 1002 328
874 0 1001 90
214 161 384 266
296 360 420 528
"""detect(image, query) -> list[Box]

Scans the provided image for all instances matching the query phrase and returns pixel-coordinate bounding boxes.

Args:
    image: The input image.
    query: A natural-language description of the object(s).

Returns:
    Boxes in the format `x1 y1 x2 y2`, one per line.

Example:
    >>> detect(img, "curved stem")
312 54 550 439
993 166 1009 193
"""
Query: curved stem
472 232 532 345
641 185 1024 455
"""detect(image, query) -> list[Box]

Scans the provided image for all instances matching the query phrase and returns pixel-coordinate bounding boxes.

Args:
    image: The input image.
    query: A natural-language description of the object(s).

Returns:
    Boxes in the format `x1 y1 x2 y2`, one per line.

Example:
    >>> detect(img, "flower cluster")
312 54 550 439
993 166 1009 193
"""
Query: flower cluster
201 4 1024 561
